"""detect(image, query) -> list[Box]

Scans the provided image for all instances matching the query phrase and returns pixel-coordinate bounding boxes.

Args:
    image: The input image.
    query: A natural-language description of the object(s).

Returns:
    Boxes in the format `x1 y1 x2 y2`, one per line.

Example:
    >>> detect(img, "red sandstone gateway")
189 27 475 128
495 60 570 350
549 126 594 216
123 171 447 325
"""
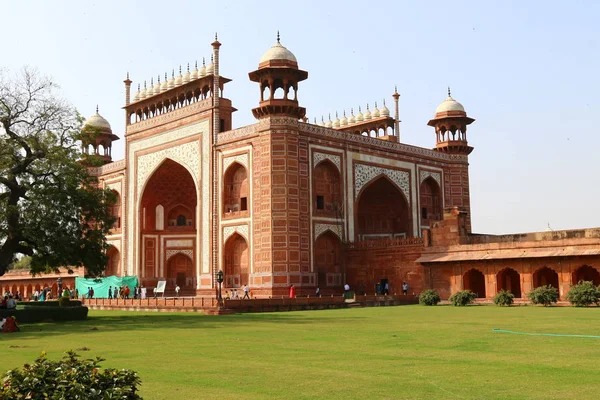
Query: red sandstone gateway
3 34 600 303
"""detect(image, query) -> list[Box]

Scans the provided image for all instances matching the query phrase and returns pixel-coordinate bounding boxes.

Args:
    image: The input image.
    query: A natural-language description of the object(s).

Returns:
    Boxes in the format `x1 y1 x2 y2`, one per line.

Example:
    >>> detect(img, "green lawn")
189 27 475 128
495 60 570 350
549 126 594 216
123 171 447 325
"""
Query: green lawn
3 306 600 400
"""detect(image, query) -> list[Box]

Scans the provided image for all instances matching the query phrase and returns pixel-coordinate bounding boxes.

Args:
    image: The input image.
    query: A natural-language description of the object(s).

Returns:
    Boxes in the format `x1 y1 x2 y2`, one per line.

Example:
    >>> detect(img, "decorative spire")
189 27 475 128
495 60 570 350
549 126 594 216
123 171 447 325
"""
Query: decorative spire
359 106 362 112
172 69 175 78
203 57 206 66
366 104 370 110
179 65 182 75
195 60 198 69
138 83 141 91
126 71 130 79
150 77 153 85
211 54 214 63
394 85 398 94
343 110 346 116
351 107 354 115
157 75 160 83
144 81 147 89
165 72 168 80
187 63 190 72
277 30 280 43
215 32 218 41
96 104 99 113
383 99 386 106
335 111 338 118
313 117 317 124
448 86 451 97
375 101 378 108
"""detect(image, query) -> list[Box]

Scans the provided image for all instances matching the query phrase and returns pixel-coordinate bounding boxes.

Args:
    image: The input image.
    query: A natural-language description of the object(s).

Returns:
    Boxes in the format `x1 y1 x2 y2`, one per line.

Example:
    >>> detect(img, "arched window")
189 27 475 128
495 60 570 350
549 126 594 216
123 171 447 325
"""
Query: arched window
313 160 342 217
223 163 249 215
419 177 442 227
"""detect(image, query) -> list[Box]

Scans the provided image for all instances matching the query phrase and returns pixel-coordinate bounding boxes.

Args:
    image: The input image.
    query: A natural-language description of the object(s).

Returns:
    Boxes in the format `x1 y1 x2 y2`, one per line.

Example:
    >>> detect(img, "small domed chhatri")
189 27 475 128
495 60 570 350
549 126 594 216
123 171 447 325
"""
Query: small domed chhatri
259 31 298 65
434 87 466 115
85 106 112 131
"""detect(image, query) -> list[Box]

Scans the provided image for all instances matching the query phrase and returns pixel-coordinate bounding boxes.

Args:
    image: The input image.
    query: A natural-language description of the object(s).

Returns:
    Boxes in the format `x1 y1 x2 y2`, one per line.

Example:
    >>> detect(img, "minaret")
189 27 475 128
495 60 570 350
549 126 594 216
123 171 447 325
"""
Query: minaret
392 86 400 141
124 72 132 126
427 88 475 155
248 32 308 119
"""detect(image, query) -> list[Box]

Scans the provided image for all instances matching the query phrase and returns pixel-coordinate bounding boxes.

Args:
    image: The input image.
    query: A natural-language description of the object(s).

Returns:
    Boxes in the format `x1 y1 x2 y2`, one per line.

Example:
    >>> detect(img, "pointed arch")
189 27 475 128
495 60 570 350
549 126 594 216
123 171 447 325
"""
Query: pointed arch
314 230 342 288
223 162 249 214
533 267 559 289
463 269 486 298
356 175 411 239
313 159 342 217
166 253 195 289
223 233 249 288
497 268 521 298
420 176 442 227
572 265 600 285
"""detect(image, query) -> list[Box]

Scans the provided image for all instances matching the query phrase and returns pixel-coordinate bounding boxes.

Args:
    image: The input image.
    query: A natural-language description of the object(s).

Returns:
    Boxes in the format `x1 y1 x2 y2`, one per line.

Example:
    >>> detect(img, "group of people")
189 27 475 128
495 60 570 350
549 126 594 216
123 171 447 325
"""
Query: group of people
0 294 17 310
223 285 251 300
107 286 146 299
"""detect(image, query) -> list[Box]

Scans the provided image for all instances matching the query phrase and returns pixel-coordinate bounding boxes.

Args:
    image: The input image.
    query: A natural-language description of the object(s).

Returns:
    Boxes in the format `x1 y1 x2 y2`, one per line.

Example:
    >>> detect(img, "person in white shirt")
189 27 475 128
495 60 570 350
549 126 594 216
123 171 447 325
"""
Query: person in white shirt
6 296 17 309
175 285 180 298
242 285 250 299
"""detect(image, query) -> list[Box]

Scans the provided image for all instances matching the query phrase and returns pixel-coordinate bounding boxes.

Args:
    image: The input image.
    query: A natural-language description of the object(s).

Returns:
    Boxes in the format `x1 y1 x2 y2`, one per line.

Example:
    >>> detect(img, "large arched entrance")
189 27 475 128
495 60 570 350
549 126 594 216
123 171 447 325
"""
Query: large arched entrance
314 231 342 288
419 177 442 228
357 176 411 239
223 163 249 215
167 253 194 289
313 160 342 217
533 267 559 289
463 269 486 298
140 159 197 284
497 268 521 298
572 265 600 285
223 233 249 288
105 247 121 277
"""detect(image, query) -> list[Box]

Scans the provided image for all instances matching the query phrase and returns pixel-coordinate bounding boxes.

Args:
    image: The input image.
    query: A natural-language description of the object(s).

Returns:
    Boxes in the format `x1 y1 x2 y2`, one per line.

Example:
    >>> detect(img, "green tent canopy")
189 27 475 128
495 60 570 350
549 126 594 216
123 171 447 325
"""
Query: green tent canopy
75 276 139 298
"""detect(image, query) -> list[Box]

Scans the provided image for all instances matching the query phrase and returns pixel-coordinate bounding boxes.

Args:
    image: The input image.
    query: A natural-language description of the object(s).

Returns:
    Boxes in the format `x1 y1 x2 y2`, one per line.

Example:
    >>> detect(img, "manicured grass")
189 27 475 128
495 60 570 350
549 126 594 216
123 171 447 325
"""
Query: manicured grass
3 306 600 399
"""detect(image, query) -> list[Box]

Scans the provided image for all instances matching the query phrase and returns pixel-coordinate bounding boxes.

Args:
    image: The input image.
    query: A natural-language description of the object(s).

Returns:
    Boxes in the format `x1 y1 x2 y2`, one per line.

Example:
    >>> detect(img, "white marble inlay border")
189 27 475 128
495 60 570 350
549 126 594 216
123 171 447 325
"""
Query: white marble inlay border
313 152 341 172
420 170 441 186
166 240 194 248
223 153 249 173
166 249 194 262
314 223 342 241
354 163 410 202
223 225 249 243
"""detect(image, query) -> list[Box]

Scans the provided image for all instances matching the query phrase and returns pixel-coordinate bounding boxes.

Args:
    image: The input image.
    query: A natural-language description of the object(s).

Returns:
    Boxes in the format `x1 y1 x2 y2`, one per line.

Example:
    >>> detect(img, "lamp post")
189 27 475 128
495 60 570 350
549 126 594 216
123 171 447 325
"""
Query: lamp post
217 270 224 303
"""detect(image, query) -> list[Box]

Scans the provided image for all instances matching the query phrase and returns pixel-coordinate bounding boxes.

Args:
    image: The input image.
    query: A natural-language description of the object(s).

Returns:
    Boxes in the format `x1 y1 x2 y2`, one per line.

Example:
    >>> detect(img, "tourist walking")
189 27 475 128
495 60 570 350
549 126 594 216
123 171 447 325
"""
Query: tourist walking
108 286 113 299
315 287 320 297
402 281 408 295
242 284 250 299
289 284 296 298
175 285 180 298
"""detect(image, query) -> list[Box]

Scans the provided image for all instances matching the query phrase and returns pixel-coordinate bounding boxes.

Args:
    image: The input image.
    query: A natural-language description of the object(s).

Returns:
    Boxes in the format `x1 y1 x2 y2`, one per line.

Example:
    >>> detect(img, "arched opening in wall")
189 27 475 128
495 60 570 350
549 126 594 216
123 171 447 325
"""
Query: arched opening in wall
26 284 32 298
51 283 57 297
109 190 121 231
167 204 194 228
261 82 270 101
223 233 249 288
98 144 105 156
497 268 521 298
313 160 342 217
356 176 411 240
572 265 600 285
88 144 94 154
105 246 121 277
463 269 486 298
223 162 249 215
273 78 285 99
419 177 442 227
533 267 559 289
167 253 195 289
141 159 197 281
287 85 296 101
314 231 342 288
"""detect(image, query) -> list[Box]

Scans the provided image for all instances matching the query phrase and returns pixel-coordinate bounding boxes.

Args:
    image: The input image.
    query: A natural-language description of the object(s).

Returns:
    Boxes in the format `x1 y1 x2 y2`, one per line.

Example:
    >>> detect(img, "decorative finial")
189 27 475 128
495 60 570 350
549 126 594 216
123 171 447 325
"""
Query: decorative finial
215 32 218 41
343 110 347 117
359 106 362 112
394 85 398 93
203 57 206 66
383 99 386 106
165 72 168 80
144 81 147 89
195 60 198 69
351 107 354 115
277 30 280 43
179 65 182 74
151 77 153 85
321 116 324 123
137 83 140 91
157 75 160 83
328 113 331 120
211 54 214 62
314 117 317 124
375 101 378 108
187 63 190 72
366 104 370 110
126 71 130 79
172 69 175 78
448 86 451 97
96 104 99 113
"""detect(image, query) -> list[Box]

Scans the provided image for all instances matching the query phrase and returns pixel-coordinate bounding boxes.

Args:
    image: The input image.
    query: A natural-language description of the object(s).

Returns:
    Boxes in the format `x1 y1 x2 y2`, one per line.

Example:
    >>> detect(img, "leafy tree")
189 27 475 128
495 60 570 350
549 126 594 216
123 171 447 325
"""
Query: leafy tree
0 351 142 399
0 68 115 277
527 285 559 306
8 255 31 270
566 281 600 307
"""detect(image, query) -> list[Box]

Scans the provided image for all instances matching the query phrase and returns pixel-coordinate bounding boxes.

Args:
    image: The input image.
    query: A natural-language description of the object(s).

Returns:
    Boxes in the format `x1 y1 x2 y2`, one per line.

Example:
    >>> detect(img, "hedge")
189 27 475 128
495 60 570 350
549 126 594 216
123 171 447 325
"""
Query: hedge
23 300 82 308
0 306 88 323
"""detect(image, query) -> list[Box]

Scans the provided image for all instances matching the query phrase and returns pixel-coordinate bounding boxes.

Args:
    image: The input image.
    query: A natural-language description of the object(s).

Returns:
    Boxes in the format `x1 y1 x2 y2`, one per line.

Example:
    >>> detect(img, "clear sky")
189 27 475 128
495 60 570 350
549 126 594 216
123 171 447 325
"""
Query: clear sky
3 0 599 235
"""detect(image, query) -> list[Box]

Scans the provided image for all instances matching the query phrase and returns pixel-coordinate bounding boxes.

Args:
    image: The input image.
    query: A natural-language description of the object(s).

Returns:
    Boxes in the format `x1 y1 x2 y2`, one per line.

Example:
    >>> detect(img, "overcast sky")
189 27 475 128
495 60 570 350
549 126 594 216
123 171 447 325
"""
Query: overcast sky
3 0 599 235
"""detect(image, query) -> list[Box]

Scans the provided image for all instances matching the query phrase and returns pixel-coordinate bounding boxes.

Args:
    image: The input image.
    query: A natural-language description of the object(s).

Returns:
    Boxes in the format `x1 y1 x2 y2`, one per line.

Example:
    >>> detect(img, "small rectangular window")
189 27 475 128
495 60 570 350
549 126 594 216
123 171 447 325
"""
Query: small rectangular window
316 196 324 210
240 197 248 211
220 118 226 132
421 207 428 219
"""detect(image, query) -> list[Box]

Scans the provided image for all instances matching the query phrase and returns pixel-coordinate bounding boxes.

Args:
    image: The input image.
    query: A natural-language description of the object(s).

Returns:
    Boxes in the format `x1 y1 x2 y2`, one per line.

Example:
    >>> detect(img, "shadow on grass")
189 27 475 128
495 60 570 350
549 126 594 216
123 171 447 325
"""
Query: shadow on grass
12 308 367 338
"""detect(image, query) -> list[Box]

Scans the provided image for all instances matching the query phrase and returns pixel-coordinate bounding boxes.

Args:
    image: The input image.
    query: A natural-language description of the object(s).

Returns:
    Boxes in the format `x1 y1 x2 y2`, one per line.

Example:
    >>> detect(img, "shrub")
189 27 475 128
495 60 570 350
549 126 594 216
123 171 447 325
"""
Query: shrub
493 290 514 306
0 351 142 400
527 285 559 306
0 306 88 323
566 281 600 307
24 300 82 308
449 290 476 306
419 289 441 306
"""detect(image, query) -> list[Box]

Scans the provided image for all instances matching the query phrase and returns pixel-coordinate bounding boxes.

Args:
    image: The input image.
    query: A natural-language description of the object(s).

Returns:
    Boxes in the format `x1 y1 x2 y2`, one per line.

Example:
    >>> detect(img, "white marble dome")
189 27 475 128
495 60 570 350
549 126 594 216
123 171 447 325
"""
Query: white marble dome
260 42 298 64
435 95 465 114
85 111 111 130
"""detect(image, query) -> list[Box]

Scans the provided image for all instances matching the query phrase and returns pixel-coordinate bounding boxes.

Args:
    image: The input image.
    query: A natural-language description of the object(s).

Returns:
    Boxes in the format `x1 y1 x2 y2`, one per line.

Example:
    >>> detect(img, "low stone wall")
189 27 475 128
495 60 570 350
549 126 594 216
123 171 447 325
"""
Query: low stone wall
82 295 418 313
